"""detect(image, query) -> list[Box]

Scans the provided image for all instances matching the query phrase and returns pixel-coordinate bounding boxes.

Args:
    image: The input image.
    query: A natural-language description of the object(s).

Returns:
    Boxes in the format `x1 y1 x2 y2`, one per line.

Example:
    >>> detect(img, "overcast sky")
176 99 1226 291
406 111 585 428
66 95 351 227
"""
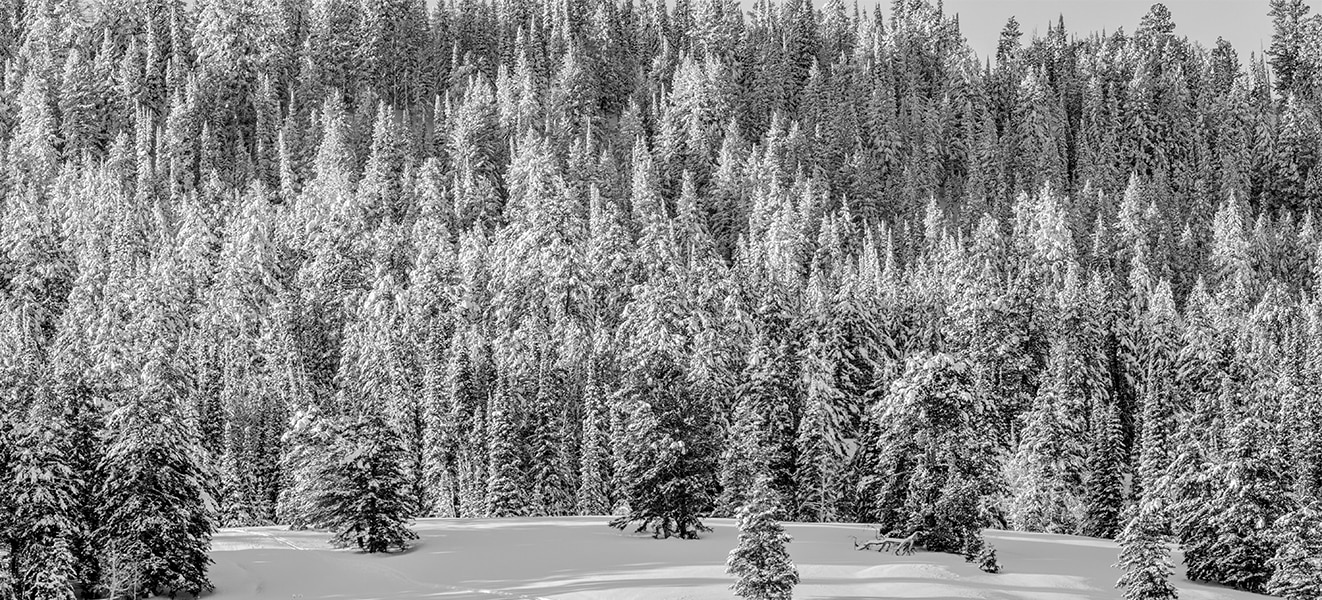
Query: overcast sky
421 0 1277 63
943 0 1274 59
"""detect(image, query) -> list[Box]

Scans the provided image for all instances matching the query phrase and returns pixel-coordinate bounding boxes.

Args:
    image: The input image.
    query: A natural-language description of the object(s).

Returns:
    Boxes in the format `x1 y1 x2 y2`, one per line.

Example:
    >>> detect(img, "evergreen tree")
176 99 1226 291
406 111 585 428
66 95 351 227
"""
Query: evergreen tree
97 324 215 598
1082 402 1126 539
719 397 770 517
1267 497 1322 600
1114 507 1179 600
485 380 525 518
867 354 999 553
276 405 336 529
609 277 720 540
726 476 799 600
310 413 418 553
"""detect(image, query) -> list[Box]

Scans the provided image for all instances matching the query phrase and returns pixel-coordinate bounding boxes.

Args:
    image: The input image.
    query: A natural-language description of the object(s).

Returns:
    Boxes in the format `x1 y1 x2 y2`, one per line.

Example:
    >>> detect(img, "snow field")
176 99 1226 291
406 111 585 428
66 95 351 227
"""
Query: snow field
204 517 1276 600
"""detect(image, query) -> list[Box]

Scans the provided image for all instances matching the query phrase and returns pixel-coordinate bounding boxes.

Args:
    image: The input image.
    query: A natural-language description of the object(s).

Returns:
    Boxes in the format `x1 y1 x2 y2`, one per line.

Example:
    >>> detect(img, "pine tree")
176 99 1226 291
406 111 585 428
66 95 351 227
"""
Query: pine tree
609 277 720 539
5 402 79 600
1201 413 1291 593
97 330 215 598
22 536 77 600
719 397 769 517
1114 507 1179 600
977 543 1002 574
1268 0 1312 96
794 346 846 523
485 380 525 518
10 71 59 195
726 476 799 600
1267 497 1322 600
276 405 337 529
310 413 418 553
867 354 999 552
1082 401 1126 539
59 47 105 160
576 368 611 516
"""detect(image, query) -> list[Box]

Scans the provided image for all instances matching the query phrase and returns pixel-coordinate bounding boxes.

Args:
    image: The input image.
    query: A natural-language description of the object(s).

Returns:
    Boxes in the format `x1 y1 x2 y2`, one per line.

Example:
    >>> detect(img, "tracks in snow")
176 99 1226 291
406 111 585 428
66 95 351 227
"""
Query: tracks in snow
230 527 555 600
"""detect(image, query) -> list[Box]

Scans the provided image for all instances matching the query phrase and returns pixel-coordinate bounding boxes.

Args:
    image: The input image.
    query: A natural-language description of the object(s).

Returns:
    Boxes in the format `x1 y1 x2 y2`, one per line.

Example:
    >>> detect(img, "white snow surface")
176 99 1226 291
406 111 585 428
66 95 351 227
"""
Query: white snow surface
203 517 1276 600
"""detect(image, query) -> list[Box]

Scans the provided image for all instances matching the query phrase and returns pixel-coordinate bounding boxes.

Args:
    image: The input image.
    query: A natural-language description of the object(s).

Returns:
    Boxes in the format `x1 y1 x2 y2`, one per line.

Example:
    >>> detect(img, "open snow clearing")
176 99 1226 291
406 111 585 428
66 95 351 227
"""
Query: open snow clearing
203 517 1275 600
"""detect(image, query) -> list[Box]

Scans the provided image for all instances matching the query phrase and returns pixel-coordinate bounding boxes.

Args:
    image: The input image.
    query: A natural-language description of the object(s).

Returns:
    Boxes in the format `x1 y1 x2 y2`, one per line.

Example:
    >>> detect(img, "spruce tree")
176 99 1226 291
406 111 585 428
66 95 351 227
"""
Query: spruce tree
719 397 769 517
1115 507 1179 600
310 413 418 553
5 404 79 600
1082 402 1126 539
1267 497 1322 600
726 476 799 600
97 339 215 598
276 405 337 529
609 280 720 539
485 380 525 518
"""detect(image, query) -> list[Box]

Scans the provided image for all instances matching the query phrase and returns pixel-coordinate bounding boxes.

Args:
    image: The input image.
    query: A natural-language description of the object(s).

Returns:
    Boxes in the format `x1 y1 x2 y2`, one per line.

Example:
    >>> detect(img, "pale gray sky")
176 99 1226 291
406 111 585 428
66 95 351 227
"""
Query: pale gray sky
942 0 1274 60
423 0 1276 62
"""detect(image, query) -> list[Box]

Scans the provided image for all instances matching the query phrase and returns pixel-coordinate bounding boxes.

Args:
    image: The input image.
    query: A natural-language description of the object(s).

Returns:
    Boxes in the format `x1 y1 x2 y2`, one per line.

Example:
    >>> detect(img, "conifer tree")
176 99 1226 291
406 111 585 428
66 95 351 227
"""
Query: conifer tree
310 412 418 553
97 323 215 598
610 277 720 539
276 405 336 529
1115 507 1179 600
1267 497 1322 600
726 476 798 600
1082 402 1126 539
576 367 612 516
485 380 525 518
719 397 769 517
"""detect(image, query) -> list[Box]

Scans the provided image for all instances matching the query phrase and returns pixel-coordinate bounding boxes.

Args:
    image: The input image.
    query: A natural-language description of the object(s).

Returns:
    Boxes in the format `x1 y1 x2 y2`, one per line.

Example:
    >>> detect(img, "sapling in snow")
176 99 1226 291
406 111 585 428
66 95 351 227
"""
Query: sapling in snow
727 477 799 600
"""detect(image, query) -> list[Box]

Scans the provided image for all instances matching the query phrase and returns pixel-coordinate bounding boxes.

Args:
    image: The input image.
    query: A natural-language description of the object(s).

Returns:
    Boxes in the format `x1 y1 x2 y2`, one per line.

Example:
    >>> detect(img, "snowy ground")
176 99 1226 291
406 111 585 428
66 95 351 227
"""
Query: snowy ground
205 517 1275 600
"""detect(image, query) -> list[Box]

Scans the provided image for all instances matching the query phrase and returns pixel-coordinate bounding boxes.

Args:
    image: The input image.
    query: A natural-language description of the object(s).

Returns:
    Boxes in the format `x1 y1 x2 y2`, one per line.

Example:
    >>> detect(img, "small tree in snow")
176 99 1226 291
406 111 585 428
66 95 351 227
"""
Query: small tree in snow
311 413 418 553
727 477 798 600
977 544 1002 574
1115 506 1178 600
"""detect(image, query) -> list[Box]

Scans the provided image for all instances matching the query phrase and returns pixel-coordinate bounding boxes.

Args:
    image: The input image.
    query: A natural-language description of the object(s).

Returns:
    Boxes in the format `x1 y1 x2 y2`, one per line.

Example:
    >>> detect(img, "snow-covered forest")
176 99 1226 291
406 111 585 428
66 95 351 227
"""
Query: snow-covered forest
1 0 1321 598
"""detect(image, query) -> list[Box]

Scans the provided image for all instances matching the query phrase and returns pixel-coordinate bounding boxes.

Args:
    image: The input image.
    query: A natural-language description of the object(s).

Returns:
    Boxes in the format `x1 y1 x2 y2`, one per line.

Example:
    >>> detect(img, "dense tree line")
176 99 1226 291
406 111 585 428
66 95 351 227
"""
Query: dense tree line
1 0 1322 597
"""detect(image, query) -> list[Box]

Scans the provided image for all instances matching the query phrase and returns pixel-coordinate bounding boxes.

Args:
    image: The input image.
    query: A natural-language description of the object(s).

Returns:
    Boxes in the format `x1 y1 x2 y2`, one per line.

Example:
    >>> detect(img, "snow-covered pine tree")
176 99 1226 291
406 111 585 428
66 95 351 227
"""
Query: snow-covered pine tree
794 343 846 523
733 331 800 514
1008 340 1080 534
1135 280 1179 504
5 401 79 600
608 184 720 539
719 396 770 517
726 476 799 600
868 353 999 553
276 405 337 529
1201 411 1292 593
1266 496 1322 600
310 412 418 553
97 324 215 598
1082 400 1126 538
485 378 526 518
1114 506 1179 600
23 533 77 600
576 365 611 516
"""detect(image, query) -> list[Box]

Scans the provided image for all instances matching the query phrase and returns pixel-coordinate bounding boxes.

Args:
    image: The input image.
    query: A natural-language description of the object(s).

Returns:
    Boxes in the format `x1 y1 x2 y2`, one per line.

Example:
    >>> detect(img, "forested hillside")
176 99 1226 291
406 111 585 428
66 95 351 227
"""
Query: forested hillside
1 0 1321 598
